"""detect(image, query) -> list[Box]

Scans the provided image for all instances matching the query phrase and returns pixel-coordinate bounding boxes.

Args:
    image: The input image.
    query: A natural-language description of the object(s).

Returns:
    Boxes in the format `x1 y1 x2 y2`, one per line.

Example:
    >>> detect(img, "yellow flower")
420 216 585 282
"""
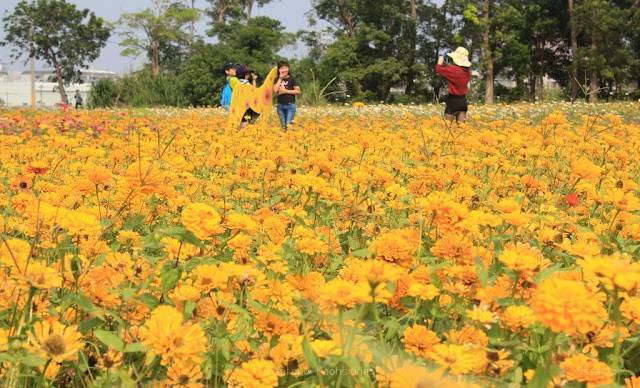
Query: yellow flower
427 344 487 375
165 360 204 387
139 306 206 366
226 359 279 388
225 213 258 233
498 242 544 273
181 203 222 239
466 304 498 325
85 164 112 184
0 238 31 273
385 363 463 388
310 339 341 358
571 157 602 182
19 261 62 289
401 324 440 358
61 210 101 237
531 277 606 336
561 354 613 387
25 321 83 363
502 305 536 333
319 278 372 307
296 236 328 256
369 228 420 268
578 252 640 292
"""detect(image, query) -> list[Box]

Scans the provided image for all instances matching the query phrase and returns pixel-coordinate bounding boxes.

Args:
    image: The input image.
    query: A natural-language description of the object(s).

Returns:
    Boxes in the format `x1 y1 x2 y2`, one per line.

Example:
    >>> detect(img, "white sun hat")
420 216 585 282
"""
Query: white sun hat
447 47 471 67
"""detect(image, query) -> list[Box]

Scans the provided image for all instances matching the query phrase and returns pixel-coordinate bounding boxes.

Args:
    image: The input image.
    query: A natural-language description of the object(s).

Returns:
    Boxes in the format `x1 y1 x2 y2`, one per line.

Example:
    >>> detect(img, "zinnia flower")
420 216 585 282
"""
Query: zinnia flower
181 203 222 239
561 354 613 387
25 321 83 363
139 305 206 366
530 277 607 336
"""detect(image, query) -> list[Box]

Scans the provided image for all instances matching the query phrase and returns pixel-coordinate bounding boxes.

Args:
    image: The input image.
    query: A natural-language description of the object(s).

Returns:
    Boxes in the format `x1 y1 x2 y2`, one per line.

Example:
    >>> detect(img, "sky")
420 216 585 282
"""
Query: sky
0 0 324 74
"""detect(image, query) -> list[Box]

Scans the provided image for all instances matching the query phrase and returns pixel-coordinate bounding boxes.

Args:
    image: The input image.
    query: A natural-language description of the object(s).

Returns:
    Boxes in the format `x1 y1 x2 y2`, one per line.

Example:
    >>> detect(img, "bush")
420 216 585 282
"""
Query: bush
88 79 119 108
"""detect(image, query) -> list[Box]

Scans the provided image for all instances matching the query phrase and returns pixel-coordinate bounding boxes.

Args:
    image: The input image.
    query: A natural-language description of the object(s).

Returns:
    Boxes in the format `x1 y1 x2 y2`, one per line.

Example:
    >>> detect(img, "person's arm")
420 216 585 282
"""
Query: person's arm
280 77 302 95
273 77 282 93
251 73 258 87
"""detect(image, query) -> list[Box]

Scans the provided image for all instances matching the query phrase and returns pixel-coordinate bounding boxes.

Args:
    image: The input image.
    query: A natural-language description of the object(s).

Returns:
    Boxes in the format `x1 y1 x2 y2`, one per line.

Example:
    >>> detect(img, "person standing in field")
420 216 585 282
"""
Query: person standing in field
221 62 238 110
436 47 471 123
74 90 83 109
273 61 301 132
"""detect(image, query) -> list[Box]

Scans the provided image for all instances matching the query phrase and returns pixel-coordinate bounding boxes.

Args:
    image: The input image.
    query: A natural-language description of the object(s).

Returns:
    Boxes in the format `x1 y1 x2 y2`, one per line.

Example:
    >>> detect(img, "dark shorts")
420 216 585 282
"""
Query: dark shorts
444 94 468 115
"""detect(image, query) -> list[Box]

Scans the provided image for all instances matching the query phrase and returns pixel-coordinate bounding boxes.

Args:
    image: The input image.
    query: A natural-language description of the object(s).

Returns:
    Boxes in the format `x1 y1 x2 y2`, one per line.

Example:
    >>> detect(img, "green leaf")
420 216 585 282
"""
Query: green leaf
161 266 182 295
475 257 488 287
19 353 46 367
302 337 320 370
78 317 103 334
123 342 149 353
218 337 230 361
93 330 124 352
138 293 159 310
514 366 523 385
527 364 551 388
74 293 105 320
351 248 372 258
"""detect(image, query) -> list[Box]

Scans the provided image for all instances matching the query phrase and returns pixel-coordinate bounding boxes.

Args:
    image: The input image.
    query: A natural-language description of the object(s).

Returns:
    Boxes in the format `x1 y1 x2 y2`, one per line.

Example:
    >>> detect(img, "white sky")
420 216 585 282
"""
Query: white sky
0 0 324 73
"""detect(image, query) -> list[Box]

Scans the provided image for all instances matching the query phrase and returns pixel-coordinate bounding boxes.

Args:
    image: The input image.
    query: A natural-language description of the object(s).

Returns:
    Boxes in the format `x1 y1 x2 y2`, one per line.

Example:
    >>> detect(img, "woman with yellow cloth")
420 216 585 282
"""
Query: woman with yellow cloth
228 66 278 131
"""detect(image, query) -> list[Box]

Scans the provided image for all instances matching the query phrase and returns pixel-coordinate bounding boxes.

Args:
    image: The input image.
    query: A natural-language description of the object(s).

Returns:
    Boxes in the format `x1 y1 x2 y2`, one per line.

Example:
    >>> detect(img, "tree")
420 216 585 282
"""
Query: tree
205 0 242 24
311 0 362 37
241 0 279 20
2 0 110 104
118 0 199 76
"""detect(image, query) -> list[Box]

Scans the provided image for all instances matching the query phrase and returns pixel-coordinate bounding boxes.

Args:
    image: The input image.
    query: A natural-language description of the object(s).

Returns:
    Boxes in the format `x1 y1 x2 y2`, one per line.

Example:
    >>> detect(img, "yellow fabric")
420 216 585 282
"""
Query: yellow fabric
228 76 240 90
228 67 278 130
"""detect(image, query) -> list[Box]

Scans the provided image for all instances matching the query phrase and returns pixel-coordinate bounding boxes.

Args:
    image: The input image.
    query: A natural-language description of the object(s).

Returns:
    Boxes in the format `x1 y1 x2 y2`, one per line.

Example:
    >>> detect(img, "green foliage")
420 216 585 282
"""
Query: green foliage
1 0 111 103
117 69 186 107
117 0 199 75
88 79 119 108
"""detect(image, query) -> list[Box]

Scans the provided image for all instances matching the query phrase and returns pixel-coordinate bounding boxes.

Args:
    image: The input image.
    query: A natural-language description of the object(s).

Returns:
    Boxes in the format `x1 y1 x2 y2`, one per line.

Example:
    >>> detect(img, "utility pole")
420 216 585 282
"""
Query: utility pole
30 24 36 109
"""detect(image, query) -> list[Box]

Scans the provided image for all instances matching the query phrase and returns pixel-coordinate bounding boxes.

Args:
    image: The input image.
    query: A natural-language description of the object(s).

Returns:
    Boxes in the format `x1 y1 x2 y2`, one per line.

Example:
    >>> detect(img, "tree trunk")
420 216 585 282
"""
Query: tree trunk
49 50 67 105
483 0 494 104
539 48 545 101
405 0 418 96
568 0 579 101
189 0 195 51
589 33 598 103
529 74 537 102
151 41 159 76
246 0 254 20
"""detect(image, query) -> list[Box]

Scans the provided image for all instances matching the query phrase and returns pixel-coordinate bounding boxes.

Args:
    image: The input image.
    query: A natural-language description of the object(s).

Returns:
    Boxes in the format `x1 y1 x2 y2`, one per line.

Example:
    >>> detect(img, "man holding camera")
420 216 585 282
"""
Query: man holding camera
436 47 472 124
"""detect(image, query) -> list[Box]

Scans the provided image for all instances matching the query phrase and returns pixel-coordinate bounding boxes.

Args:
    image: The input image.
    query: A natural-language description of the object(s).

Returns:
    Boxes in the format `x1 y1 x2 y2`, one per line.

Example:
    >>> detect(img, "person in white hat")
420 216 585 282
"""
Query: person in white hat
436 47 472 123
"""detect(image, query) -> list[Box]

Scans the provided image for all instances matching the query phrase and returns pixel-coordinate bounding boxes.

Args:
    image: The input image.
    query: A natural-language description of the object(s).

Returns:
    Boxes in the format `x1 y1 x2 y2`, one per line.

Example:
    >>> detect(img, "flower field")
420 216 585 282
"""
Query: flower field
1 102 640 387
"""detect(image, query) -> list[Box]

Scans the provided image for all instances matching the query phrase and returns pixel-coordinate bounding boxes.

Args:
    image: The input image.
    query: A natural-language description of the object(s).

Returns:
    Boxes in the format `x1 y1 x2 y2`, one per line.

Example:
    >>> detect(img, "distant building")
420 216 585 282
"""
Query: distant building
1 68 119 107
19 68 119 83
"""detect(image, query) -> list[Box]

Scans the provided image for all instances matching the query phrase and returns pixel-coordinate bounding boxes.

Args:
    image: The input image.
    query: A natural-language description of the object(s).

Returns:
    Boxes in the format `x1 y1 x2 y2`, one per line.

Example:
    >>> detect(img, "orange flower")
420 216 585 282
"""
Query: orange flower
401 324 440 358
561 354 613 387
531 277 606 336
181 203 222 239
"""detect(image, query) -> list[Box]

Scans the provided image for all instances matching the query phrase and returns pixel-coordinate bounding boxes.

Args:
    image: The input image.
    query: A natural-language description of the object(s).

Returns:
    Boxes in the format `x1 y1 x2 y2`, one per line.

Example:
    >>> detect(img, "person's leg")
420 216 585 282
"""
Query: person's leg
457 111 467 123
277 104 287 130
444 112 455 122
285 104 296 127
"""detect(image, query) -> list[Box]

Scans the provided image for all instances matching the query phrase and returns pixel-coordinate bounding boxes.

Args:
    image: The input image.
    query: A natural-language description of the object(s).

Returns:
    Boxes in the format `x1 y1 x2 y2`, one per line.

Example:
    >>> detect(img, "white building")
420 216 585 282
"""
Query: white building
1 68 119 107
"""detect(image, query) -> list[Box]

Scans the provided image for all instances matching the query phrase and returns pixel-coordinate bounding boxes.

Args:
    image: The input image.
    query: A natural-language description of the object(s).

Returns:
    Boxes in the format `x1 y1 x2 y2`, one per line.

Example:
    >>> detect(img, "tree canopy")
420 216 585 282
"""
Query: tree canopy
2 0 111 104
